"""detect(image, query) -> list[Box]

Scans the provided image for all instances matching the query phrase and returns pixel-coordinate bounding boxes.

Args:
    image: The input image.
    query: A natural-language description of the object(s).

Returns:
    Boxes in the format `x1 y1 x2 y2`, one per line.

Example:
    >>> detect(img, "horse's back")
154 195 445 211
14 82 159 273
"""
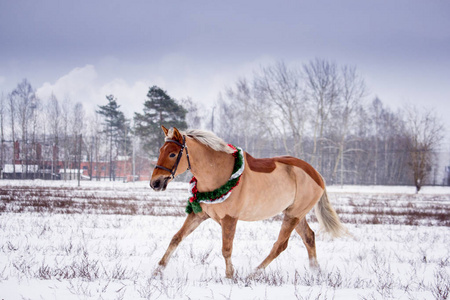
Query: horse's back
272 156 324 189
245 154 324 187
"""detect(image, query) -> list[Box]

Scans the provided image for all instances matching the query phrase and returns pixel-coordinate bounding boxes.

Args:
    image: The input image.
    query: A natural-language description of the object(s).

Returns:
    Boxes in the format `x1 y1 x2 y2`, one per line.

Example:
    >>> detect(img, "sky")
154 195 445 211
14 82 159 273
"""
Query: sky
1 0 449 136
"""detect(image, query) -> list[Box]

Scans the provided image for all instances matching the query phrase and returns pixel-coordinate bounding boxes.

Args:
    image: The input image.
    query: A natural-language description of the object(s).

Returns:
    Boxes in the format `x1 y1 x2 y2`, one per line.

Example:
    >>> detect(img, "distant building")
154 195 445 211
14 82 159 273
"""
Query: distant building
2 141 154 181
2 164 41 179
59 169 88 181
79 158 153 182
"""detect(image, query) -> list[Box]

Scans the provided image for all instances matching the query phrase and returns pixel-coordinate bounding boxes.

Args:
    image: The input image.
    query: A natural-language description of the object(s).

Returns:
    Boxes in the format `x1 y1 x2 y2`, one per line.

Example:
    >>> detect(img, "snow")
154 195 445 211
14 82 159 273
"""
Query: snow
3 164 39 173
0 180 449 299
327 184 450 195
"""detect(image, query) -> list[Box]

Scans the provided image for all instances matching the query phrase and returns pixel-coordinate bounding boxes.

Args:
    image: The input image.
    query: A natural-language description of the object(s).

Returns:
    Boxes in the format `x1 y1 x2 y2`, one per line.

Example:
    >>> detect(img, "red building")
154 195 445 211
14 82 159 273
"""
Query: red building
79 157 154 181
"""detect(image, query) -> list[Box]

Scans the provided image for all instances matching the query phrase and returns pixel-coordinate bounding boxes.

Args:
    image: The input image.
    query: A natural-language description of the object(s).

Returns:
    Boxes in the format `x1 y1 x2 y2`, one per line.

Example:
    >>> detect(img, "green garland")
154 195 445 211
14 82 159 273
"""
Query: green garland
186 199 202 214
186 146 244 214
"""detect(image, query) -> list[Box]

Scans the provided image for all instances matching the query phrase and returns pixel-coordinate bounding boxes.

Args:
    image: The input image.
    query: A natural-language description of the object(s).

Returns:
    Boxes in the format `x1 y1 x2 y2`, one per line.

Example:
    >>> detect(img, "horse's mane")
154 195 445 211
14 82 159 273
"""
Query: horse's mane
167 128 234 154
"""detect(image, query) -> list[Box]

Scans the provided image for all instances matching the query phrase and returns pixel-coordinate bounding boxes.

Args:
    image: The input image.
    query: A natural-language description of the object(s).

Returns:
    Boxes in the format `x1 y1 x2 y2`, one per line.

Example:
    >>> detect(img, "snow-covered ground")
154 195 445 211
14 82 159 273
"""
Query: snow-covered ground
0 180 449 299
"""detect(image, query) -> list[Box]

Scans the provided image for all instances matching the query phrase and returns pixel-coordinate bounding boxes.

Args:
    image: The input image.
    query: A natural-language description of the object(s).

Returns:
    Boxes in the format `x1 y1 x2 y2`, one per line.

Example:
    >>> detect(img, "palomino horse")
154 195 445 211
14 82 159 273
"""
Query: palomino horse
151 126 346 278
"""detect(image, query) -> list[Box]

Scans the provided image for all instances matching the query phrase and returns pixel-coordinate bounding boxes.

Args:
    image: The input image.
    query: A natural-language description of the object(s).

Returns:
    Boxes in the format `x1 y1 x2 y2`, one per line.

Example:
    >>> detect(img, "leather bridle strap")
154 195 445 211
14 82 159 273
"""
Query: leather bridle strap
155 136 191 179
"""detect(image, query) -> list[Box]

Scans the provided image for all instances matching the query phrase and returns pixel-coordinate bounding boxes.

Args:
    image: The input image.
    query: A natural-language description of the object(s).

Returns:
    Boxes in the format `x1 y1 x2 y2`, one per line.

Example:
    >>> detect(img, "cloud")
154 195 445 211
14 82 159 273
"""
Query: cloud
33 54 277 122
36 65 151 119
36 64 99 105
98 79 149 117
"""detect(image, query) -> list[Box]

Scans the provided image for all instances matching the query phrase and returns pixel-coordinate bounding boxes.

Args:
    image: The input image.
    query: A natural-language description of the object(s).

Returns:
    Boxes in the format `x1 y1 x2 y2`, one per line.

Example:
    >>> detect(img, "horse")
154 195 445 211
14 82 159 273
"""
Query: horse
150 126 346 278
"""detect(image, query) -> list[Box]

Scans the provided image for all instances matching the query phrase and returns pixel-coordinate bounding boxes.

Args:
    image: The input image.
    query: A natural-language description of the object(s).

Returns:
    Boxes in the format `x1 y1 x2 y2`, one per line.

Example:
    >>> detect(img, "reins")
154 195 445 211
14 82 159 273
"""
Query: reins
155 136 191 179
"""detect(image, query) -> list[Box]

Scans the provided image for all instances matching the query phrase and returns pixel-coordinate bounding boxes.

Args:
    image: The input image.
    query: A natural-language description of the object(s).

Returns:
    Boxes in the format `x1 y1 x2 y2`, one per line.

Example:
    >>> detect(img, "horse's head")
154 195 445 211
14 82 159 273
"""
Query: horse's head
150 126 190 191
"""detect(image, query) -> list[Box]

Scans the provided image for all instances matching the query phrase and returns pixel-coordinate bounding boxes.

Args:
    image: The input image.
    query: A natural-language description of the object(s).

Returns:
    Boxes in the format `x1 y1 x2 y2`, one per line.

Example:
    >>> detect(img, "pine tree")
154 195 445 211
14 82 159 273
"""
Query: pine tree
134 86 187 156
96 95 130 180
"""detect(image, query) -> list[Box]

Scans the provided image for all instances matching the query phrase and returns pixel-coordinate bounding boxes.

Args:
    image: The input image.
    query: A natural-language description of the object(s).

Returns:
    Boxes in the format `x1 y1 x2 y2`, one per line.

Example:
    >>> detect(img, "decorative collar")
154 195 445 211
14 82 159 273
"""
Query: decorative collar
185 145 245 214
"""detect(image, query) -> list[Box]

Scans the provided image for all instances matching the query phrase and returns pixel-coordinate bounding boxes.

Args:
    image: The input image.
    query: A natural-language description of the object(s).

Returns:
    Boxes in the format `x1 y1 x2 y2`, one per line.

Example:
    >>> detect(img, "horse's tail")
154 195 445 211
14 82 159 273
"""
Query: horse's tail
315 188 347 238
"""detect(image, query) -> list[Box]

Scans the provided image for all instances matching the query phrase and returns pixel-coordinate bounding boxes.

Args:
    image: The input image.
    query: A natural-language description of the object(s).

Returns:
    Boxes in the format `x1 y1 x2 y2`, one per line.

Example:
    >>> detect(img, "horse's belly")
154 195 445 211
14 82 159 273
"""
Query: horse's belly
237 177 296 221
238 201 292 221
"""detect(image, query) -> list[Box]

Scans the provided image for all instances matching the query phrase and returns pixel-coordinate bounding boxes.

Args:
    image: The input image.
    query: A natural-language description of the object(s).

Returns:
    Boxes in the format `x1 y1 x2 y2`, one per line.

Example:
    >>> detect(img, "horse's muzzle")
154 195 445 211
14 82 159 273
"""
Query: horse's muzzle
150 176 170 191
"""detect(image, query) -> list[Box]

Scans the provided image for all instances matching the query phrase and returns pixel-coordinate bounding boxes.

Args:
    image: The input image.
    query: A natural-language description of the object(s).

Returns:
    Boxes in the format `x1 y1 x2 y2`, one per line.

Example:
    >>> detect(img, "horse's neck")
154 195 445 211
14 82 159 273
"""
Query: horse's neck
187 139 235 192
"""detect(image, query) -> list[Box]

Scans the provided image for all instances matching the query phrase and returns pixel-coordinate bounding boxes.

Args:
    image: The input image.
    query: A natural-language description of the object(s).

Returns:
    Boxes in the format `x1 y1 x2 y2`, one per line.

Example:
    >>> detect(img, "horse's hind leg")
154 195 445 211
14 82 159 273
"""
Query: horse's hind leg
256 214 300 270
155 211 209 274
295 218 319 268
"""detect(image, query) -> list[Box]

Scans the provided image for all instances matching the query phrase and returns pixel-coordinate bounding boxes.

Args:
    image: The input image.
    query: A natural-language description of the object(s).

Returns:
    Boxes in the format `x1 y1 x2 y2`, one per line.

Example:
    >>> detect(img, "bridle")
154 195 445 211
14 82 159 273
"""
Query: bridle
154 136 191 179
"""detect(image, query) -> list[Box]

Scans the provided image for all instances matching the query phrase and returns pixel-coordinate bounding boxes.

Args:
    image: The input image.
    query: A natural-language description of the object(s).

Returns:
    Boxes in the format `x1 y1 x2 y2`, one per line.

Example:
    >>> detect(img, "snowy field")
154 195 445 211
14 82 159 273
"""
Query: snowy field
0 180 449 300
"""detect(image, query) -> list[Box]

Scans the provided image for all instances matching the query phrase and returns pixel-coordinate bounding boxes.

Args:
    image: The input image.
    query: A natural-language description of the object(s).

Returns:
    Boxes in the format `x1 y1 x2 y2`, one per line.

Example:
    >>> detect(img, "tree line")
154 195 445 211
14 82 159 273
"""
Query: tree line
215 60 446 191
0 82 191 181
0 59 447 191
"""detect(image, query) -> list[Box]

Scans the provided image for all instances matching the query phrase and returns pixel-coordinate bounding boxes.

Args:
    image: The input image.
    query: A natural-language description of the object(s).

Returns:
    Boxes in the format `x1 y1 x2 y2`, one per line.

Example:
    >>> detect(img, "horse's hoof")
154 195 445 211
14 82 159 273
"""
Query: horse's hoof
247 268 263 281
153 265 164 278
309 258 320 270
225 270 234 279
225 265 235 279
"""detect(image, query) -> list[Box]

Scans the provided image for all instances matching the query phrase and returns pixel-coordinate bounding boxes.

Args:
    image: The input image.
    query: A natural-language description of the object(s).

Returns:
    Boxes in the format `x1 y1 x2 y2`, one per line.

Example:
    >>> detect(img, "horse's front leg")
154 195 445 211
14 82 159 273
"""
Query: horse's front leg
220 215 238 278
155 211 209 275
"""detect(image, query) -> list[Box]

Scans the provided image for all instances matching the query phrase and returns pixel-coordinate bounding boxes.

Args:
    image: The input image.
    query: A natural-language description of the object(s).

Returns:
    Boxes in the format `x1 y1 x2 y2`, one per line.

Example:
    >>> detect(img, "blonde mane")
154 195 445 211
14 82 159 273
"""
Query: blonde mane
166 128 234 154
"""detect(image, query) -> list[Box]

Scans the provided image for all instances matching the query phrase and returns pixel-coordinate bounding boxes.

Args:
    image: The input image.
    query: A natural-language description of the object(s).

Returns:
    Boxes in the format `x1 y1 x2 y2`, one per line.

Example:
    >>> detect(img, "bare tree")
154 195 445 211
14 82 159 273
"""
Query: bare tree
11 79 36 178
329 66 367 184
216 93 240 142
254 62 306 157
47 94 61 179
404 105 444 192
84 113 103 180
8 92 16 177
181 97 202 129
72 102 85 136
30 96 41 179
223 78 262 151
303 59 340 170
84 114 96 180
38 97 48 179
61 98 72 179
370 97 382 184
366 98 410 185
217 76 275 156
0 93 5 174
230 79 256 151
72 102 85 181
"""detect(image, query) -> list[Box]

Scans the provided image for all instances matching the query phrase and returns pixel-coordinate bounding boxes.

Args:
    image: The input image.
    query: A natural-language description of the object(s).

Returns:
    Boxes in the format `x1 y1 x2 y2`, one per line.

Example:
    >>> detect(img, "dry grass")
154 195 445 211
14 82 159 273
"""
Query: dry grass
1 184 449 226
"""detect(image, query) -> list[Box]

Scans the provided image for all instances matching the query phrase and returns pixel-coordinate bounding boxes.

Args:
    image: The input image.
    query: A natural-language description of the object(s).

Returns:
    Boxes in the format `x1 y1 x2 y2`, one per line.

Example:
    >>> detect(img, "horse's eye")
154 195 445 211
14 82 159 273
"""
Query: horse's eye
169 153 176 158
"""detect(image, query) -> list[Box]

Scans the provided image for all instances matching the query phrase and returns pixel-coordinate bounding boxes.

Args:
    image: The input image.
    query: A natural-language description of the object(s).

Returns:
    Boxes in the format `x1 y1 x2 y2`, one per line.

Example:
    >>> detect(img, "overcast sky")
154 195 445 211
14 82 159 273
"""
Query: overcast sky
1 1 449 133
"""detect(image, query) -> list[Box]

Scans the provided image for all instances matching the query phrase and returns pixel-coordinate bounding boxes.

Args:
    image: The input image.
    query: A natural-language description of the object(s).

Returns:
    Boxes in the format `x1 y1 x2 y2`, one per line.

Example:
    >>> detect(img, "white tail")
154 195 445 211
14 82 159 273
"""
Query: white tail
315 188 347 238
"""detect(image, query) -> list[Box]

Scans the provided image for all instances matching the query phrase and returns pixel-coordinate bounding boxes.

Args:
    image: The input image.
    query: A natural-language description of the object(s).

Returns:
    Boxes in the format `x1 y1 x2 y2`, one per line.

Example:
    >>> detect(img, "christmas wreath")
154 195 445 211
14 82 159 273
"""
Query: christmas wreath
185 145 244 214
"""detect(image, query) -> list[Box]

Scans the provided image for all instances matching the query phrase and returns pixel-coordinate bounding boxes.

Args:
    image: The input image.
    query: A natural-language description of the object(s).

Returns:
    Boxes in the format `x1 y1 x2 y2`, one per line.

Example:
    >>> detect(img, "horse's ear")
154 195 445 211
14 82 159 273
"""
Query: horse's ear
161 125 169 136
172 127 183 143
